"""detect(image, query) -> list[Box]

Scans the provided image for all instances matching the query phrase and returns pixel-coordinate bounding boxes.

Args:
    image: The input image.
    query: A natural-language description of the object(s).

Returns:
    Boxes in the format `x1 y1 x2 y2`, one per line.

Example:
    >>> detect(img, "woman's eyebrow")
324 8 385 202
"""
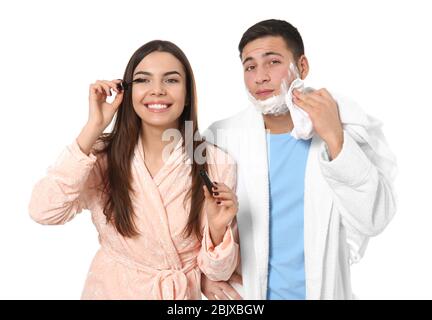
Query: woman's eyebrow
133 71 182 77
164 71 182 77
134 71 152 77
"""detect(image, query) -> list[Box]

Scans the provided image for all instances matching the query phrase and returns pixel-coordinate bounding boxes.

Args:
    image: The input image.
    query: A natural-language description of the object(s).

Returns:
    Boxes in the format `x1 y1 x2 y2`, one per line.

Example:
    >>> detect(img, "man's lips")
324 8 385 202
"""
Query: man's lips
255 89 274 97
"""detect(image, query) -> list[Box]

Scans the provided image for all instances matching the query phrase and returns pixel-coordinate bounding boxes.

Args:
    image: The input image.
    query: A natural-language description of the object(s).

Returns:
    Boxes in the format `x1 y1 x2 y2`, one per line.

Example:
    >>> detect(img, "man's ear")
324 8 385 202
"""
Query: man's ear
297 55 310 80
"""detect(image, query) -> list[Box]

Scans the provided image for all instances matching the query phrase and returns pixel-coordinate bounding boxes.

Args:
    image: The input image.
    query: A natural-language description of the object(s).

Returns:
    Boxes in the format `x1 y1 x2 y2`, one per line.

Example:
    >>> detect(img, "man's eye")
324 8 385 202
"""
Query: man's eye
270 60 281 65
245 65 255 72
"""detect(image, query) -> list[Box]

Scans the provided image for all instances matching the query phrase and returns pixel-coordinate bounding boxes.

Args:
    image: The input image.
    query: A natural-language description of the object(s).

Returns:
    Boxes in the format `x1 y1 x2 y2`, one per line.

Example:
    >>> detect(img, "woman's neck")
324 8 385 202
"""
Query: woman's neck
140 122 179 159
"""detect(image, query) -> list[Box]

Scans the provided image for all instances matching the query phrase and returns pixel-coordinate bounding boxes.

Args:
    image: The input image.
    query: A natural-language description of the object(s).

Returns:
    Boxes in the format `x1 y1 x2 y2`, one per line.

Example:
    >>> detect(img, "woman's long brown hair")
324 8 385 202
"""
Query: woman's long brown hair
95 40 207 239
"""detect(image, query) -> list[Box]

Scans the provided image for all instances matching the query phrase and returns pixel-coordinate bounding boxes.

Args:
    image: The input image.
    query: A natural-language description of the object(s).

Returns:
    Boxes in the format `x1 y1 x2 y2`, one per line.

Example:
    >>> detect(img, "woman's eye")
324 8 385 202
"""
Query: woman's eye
165 78 179 84
133 78 149 83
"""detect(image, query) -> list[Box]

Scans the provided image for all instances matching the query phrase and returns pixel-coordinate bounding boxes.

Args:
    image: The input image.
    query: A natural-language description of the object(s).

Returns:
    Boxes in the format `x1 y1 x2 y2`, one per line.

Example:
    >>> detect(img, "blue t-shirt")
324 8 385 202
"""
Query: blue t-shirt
266 132 311 300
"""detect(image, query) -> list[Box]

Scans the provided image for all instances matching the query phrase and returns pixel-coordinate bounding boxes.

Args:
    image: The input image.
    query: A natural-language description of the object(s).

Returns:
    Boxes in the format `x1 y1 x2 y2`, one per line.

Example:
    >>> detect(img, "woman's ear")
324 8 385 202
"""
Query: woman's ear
297 55 310 80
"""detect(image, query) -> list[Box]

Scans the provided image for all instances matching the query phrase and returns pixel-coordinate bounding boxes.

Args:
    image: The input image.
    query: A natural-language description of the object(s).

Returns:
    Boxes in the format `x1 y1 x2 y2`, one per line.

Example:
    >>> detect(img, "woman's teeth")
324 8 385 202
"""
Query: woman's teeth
147 104 170 110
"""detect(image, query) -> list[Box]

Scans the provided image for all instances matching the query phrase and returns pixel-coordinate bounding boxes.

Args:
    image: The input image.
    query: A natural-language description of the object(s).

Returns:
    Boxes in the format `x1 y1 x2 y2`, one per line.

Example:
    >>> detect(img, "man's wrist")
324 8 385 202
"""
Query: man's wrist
325 131 344 160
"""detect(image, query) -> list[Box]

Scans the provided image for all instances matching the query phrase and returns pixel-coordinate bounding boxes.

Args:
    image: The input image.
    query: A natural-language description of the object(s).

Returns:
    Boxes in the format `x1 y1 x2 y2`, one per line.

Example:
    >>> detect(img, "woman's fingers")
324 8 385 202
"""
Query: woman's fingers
212 182 232 194
111 89 124 109
89 83 107 100
96 80 112 96
90 80 124 109
213 191 237 204
217 200 236 208
90 79 123 97
203 185 216 201
101 80 120 94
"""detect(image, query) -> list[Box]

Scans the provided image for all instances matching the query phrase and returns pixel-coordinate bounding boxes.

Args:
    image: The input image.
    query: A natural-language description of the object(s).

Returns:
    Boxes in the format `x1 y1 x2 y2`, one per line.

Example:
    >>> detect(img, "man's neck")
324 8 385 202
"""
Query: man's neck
263 113 294 134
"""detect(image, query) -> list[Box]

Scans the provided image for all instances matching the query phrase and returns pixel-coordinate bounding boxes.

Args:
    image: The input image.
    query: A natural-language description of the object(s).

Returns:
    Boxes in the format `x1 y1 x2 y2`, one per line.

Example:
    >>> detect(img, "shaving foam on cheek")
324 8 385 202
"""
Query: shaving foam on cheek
246 85 288 116
247 62 302 116
247 62 314 140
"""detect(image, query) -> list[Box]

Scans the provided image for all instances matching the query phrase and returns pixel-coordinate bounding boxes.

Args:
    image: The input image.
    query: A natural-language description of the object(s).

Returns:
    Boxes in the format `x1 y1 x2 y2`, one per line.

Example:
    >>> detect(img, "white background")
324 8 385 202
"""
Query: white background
1 0 431 299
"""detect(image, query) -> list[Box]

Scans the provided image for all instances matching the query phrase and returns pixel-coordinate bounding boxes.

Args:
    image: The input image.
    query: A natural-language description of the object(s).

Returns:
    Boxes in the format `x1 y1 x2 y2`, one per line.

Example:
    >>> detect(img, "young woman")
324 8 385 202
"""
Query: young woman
29 40 240 300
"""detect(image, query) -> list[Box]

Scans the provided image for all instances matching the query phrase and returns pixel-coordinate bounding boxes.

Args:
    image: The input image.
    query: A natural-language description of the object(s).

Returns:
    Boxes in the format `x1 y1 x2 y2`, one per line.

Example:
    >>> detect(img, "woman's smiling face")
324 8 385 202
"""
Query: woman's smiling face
132 51 187 129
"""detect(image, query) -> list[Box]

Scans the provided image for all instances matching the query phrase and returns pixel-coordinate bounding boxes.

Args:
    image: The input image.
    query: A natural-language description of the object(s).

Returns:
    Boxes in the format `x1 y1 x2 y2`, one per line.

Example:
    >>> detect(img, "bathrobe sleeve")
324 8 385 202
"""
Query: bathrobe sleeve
198 220 240 281
197 146 240 281
318 130 397 237
28 139 103 225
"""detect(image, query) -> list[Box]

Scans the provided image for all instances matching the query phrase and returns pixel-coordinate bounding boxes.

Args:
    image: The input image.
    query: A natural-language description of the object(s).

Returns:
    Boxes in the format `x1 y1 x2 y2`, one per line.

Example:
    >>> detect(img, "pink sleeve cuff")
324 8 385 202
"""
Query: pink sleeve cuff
49 139 98 178
69 139 98 165
203 224 235 259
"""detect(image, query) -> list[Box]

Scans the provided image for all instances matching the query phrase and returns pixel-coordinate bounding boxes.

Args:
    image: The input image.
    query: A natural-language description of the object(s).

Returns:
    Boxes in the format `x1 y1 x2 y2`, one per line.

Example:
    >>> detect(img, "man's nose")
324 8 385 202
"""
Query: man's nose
255 66 271 84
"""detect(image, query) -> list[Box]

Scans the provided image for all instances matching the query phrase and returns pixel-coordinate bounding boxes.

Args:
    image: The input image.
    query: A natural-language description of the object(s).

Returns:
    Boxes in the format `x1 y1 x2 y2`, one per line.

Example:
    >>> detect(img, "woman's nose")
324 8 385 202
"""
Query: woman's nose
150 83 167 96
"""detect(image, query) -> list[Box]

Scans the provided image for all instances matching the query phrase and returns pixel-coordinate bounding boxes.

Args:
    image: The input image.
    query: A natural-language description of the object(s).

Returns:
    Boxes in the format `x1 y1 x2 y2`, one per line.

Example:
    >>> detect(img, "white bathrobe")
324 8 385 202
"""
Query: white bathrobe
203 93 397 299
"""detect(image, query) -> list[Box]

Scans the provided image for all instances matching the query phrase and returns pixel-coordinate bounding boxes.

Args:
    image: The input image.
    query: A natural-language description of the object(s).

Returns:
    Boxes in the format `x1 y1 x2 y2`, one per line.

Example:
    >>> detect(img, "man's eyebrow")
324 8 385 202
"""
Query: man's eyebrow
263 51 283 58
242 51 283 65
133 70 182 77
242 57 254 65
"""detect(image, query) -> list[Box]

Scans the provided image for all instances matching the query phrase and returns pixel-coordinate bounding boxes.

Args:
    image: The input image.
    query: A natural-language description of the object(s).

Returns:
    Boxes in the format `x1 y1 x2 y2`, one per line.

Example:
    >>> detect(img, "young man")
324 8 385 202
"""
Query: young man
201 19 397 300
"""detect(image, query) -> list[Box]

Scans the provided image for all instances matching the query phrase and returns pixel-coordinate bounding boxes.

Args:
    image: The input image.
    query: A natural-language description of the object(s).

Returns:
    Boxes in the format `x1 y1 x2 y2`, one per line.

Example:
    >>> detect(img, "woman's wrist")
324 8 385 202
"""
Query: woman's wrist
208 223 228 246
77 122 104 156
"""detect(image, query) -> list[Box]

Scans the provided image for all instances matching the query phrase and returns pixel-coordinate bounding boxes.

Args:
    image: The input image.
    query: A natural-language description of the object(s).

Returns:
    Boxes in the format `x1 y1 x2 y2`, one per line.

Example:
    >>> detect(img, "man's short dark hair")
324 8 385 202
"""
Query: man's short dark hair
238 19 304 61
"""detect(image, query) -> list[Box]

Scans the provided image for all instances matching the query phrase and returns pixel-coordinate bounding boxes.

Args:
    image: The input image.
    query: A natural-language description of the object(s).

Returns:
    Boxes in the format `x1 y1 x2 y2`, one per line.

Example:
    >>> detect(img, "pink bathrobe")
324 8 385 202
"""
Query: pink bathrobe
28 136 239 299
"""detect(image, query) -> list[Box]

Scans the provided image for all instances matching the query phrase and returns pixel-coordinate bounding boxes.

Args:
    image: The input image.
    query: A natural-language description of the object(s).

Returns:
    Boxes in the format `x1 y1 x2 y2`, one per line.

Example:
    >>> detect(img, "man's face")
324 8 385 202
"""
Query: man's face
241 36 297 100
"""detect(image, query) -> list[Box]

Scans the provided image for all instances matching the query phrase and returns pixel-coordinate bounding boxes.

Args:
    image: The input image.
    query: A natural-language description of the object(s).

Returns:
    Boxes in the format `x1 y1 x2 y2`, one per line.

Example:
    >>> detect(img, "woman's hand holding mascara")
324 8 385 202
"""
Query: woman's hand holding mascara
203 182 238 246
76 79 124 156
88 79 124 131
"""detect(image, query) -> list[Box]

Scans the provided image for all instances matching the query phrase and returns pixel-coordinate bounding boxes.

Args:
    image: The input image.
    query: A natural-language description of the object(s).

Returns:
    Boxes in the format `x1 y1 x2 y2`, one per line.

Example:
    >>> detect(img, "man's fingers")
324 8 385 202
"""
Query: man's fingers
214 290 230 300
206 294 217 300
230 273 243 285
316 88 334 101
294 91 324 108
220 283 242 300
305 92 328 106
292 96 312 114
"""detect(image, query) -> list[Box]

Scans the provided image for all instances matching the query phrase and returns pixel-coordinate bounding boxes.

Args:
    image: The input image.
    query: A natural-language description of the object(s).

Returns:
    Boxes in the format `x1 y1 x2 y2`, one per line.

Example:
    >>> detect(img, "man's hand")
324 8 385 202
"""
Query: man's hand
293 88 344 160
201 272 243 300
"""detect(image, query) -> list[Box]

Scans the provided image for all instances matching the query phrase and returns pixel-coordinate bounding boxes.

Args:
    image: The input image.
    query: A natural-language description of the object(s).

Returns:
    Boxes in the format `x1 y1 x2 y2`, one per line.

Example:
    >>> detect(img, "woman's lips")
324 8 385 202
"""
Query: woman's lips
144 103 172 113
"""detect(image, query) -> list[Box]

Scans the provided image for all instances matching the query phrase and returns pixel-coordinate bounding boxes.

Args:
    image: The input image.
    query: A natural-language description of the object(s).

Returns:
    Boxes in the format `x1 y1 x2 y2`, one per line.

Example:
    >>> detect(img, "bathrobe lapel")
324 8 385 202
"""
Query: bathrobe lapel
240 108 271 298
303 135 333 299
131 135 186 269
239 107 333 299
